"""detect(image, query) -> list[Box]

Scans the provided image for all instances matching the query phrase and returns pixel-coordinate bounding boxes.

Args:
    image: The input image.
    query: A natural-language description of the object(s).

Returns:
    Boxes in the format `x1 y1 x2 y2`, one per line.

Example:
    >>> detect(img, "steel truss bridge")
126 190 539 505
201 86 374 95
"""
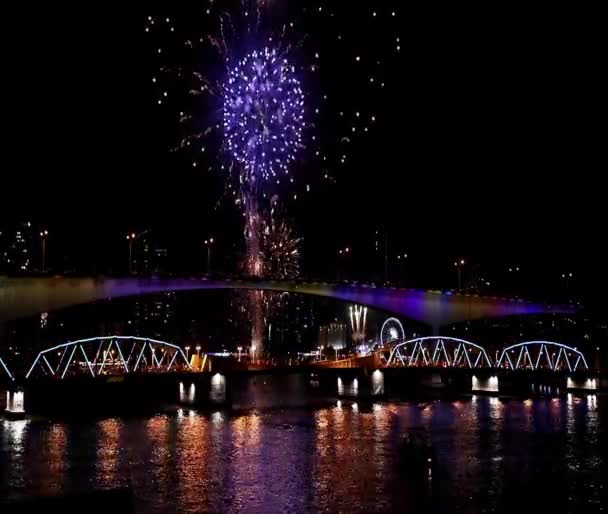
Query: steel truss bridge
0 356 13 381
24 336 193 380
386 337 493 368
496 341 589 372
0 337 592 383
385 338 589 371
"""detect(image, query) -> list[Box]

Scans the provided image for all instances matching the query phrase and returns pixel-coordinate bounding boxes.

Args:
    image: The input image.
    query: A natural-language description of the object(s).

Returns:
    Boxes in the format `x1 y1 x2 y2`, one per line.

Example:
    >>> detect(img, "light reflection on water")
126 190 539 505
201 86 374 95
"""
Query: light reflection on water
0 395 605 513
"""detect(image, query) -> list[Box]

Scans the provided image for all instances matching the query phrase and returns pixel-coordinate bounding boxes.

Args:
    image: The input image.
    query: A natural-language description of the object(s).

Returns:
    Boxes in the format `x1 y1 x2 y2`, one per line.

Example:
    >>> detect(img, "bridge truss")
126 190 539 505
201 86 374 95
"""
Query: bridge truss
387 337 493 369
0 356 14 380
496 341 589 371
26 336 191 379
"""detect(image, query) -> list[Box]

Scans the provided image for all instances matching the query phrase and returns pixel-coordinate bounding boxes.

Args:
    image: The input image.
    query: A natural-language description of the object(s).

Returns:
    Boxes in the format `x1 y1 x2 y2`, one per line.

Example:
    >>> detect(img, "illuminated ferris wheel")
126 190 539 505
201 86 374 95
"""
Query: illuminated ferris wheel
380 317 405 347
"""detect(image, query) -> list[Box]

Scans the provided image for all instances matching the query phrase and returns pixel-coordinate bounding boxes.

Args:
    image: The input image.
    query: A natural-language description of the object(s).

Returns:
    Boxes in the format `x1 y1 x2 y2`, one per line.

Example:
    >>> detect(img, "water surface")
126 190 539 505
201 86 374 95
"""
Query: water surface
1 395 605 513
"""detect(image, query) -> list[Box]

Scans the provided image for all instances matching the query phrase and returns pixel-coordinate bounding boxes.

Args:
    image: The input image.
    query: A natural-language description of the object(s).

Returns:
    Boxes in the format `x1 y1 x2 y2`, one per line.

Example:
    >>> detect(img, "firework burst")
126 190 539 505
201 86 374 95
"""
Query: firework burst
146 3 403 203
261 218 301 279
224 47 305 187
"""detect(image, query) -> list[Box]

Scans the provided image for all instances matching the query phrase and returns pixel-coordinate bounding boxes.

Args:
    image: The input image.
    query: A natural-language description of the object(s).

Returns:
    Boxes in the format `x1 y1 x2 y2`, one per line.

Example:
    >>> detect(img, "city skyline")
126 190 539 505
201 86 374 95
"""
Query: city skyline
0 217 603 311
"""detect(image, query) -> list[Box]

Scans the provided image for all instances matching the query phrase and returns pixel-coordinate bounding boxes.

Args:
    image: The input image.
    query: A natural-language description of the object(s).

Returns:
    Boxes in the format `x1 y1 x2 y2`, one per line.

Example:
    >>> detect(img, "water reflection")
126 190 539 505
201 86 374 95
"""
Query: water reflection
96 418 122 488
175 412 210 512
22 422 68 498
0 395 605 513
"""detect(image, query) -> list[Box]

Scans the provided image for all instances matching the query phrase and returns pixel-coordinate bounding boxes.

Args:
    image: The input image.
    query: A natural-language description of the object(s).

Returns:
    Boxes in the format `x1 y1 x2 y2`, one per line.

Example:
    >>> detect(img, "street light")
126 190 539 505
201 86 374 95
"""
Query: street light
237 346 243 362
251 344 257 364
185 346 191 361
337 246 351 280
396 253 407 284
40 230 49 273
204 237 214 274
562 272 574 292
317 345 325 361
454 259 465 291
195 345 201 357
126 233 136 274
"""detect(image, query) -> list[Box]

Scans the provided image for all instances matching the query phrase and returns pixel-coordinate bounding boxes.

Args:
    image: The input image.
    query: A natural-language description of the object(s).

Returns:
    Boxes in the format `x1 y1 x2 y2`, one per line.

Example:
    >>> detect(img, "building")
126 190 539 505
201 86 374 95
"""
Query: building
133 292 177 340
128 232 176 338
262 293 318 356
319 322 348 350
1 221 34 273
133 232 169 274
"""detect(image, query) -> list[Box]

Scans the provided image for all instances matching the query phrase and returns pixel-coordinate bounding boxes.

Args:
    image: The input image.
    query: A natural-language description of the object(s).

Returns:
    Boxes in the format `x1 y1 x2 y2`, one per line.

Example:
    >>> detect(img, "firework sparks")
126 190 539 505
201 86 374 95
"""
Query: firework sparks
223 47 305 187
261 218 301 279
146 4 402 201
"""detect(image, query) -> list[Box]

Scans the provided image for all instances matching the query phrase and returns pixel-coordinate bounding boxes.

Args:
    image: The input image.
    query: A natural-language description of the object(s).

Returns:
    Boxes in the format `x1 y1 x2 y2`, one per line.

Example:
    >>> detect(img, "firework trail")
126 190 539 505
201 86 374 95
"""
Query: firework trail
213 4 306 354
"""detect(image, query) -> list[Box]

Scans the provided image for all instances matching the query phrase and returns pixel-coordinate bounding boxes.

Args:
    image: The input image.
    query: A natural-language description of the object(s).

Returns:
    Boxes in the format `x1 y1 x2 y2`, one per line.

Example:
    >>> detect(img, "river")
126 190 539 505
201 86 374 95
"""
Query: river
1 394 605 513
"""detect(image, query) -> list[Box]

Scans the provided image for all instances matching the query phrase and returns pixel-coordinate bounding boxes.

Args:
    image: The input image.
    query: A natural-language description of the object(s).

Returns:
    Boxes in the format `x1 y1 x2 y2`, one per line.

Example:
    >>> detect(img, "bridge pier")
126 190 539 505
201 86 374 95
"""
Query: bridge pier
4 387 26 419
178 372 228 407
566 375 598 391
471 374 500 393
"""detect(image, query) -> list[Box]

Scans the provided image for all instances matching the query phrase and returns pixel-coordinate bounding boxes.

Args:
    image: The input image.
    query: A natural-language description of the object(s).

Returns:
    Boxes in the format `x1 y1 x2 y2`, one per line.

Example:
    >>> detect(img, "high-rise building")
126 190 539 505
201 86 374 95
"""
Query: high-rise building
319 322 348 350
1 221 34 273
263 293 318 355
133 292 177 339
129 232 176 338
132 232 168 274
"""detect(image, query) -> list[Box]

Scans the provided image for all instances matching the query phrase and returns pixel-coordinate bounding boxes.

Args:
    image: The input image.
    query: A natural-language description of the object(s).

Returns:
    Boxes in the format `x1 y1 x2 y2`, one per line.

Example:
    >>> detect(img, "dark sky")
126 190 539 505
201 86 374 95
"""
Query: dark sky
1 4 605 308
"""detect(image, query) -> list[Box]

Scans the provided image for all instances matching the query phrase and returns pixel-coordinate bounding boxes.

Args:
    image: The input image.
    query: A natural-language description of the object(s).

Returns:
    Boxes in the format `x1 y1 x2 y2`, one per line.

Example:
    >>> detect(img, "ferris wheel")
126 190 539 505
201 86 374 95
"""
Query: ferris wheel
380 317 405 347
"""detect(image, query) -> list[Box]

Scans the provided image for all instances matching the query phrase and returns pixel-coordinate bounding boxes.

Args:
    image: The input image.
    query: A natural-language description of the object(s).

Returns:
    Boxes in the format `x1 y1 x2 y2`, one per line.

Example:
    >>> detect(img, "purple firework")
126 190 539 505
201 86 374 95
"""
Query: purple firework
223 47 305 186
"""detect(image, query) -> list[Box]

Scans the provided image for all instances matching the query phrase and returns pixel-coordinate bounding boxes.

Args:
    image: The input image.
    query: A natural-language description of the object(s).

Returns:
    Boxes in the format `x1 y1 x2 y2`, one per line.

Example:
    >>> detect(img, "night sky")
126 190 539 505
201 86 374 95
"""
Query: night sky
2 4 604 310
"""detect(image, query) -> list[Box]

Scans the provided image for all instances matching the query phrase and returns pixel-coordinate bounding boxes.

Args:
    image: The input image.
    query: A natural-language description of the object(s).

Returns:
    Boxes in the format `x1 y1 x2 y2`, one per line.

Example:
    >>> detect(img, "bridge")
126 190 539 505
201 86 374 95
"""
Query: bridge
1 334 595 378
0 336 595 381
386 337 494 368
25 336 196 380
0 276 577 329
384 337 589 371
1 335 600 417
0 355 13 381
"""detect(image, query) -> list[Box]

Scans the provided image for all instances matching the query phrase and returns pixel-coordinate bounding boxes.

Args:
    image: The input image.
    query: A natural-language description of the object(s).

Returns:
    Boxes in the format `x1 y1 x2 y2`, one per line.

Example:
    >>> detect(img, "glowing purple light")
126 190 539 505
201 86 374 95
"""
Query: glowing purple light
223 47 305 183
